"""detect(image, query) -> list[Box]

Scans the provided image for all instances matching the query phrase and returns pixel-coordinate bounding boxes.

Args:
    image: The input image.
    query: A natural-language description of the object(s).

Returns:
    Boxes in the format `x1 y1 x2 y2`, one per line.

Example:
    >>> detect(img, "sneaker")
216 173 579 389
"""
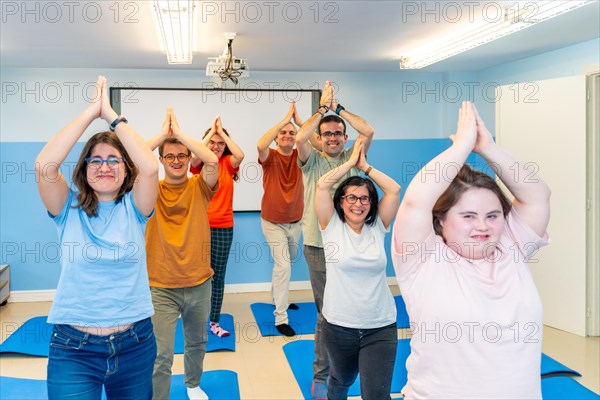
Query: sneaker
287 303 299 310
209 322 230 338
187 386 208 400
311 380 327 400
275 323 296 337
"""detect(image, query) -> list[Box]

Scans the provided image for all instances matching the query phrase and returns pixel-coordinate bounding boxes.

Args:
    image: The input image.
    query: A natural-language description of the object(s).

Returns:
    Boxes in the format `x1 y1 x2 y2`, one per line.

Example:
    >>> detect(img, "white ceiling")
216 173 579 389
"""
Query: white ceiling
1 1 599 73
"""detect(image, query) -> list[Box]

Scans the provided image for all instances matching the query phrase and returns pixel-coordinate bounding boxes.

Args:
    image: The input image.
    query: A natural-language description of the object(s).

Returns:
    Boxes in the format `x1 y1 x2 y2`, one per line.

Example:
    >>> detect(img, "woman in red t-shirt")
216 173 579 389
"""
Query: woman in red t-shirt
190 116 245 337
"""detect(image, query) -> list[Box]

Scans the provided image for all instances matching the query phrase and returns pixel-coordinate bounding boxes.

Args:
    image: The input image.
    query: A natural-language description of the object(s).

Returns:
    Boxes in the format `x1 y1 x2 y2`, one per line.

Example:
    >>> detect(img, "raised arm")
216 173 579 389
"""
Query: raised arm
393 101 477 251
330 94 375 153
355 147 401 229
146 108 172 151
98 78 158 216
190 122 215 169
315 139 363 229
293 103 320 152
296 81 334 162
213 116 244 169
257 102 295 162
171 111 219 188
36 76 104 216
472 105 550 236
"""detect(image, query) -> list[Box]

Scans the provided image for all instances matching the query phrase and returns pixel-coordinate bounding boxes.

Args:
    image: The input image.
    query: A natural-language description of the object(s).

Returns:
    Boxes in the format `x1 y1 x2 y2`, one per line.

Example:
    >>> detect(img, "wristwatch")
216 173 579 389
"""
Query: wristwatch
110 116 128 131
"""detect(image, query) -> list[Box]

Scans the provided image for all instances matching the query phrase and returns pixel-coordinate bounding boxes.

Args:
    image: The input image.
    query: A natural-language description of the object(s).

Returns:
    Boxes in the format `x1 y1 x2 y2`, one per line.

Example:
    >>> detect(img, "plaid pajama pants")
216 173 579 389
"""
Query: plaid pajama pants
209 227 233 323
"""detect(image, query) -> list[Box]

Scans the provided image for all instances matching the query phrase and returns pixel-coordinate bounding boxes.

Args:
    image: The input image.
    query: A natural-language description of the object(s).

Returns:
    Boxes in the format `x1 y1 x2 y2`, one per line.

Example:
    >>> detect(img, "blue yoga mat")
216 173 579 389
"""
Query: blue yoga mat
394 295 410 328
541 353 581 376
0 315 235 357
0 370 240 400
282 338 410 399
541 376 599 399
250 302 318 337
250 295 410 337
175 314 235 353
283 338 586 399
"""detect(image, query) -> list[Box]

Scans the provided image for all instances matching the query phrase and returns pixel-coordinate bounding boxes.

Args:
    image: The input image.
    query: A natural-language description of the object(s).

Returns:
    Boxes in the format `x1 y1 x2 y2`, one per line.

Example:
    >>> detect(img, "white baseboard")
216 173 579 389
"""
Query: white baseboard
8 289 56 303
8 279 397 303
224 280 312 293
8 281 315 303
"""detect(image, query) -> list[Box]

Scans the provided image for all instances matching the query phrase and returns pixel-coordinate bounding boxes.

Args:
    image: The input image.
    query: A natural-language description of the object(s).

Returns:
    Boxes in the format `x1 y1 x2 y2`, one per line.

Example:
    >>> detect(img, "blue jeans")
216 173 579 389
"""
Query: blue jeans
47 318 156 400
322 319 397 400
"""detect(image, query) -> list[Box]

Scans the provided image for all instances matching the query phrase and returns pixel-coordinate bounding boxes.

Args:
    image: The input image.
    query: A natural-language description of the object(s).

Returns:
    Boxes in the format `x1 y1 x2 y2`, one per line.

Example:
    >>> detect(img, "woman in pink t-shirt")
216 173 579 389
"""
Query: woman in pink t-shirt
392 101 551 399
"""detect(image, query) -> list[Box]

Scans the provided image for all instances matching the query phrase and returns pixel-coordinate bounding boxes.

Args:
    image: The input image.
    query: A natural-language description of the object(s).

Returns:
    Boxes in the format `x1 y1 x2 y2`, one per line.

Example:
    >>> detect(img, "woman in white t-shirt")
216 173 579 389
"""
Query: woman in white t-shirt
315 138 401 400
392 101 551 399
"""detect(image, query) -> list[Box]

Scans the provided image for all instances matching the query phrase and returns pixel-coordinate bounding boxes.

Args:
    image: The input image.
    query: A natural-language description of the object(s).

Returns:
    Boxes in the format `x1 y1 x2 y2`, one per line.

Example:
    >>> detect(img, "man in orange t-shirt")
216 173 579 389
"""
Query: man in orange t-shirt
146 108 219 400
257 101 317 337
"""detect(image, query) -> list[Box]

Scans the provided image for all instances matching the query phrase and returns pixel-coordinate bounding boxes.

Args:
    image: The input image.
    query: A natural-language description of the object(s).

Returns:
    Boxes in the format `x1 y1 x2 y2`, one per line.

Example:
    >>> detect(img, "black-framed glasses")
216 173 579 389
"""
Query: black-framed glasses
85 156 124 170
162 153 190 163
321 131 345 138
342 194 371 205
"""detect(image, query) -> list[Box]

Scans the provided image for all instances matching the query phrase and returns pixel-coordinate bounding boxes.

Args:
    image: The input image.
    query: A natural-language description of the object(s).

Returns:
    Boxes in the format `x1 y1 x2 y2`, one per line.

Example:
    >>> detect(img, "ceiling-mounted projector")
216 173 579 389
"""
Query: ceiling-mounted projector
206 32 249 84
206 57 249 77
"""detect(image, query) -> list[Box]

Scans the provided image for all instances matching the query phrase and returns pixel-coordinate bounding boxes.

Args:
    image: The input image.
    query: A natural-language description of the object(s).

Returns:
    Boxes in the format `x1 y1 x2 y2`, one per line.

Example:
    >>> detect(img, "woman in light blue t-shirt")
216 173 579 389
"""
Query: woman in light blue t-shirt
35 75 159 400
315 138 401 400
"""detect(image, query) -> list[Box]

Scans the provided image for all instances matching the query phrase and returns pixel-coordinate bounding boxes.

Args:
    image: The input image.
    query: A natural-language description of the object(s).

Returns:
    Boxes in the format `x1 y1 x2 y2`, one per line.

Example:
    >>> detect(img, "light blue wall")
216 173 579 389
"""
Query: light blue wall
475 38 600 130
1 38 598 292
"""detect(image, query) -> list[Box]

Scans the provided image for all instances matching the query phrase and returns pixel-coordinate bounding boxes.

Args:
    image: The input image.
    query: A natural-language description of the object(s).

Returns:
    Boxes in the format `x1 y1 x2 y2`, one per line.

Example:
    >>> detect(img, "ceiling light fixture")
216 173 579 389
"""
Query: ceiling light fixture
153 0 197 64
399 0 596 69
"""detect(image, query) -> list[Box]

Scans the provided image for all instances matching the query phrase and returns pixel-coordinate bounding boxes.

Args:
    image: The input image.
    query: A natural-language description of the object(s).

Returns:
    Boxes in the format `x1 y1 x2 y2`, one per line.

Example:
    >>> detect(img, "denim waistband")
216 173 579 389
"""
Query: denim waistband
55 318 151 343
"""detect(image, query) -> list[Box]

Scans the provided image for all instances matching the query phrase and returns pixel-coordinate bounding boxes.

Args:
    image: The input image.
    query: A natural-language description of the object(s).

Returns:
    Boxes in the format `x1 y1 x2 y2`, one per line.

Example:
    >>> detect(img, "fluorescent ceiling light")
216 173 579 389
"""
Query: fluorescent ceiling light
400 1 596 69
153 0 196 64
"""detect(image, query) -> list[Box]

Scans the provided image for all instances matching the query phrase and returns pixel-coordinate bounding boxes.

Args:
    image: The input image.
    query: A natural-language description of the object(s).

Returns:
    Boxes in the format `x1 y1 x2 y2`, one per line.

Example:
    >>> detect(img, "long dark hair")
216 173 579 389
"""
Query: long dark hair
432 164 512 237
333 176 379 226
72 131 138 217
203 127 239 181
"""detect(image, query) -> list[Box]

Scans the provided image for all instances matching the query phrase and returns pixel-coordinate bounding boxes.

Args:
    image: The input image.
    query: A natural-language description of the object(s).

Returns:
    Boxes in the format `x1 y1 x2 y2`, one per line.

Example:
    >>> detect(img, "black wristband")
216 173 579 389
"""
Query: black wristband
110 116 128 131
319 104 329 113
335 104 345 115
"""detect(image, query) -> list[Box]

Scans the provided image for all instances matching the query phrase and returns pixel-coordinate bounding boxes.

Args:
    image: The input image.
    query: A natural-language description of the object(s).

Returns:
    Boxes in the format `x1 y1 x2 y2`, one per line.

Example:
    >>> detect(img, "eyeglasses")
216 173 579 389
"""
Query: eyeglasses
85 156 124 170
208 140 226 147
321 131 345 138
162 153 190 163
342 194 371 205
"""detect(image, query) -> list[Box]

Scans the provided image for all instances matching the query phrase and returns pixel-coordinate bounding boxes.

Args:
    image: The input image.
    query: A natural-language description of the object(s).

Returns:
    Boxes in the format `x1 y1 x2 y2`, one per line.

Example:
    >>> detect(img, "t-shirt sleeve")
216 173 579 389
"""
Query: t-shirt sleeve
320 211 341 235
299 149 317 170
190 163 201 175
375 215 390 235
503 208 550 261
125 191 154 224
195 174 219 201
392 227 439 283
224 154 240 175
258 148 274 167
50 189 75 226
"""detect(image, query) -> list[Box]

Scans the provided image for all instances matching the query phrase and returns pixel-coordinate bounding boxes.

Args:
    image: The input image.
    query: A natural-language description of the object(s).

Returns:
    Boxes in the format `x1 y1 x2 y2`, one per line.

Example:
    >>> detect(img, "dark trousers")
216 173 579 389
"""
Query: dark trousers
322 319 397 400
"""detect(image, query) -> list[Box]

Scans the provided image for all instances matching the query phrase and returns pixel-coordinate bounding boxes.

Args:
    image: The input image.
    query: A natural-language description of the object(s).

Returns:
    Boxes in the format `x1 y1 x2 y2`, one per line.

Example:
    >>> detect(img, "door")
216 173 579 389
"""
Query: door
496 75 588 336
